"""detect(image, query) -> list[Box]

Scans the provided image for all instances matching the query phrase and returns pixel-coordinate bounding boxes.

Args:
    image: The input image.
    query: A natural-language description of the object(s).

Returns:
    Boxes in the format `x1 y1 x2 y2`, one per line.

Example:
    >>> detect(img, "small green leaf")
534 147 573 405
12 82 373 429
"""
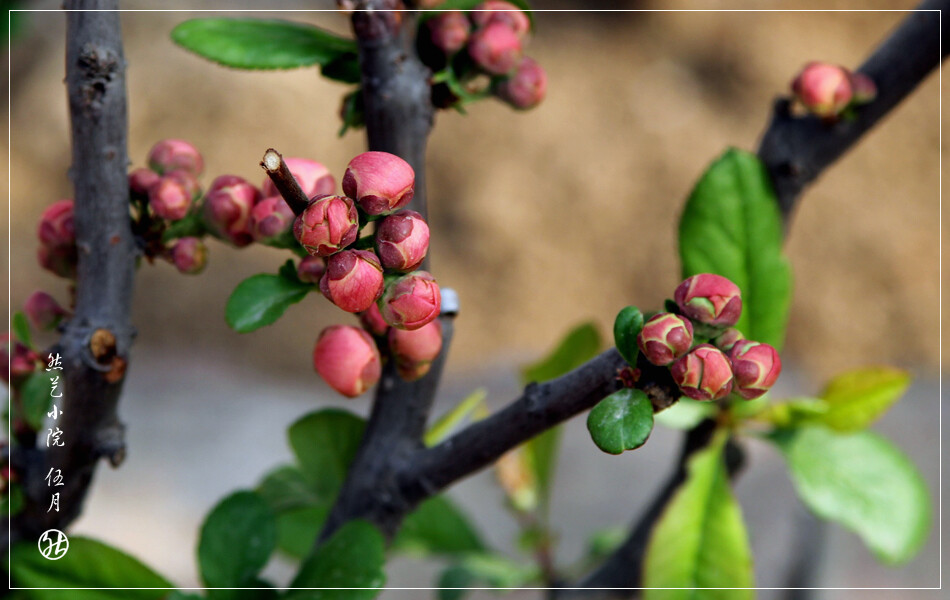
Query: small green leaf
818 367 911 431
521 322 602 384
771 426 931 564
275 506 330 560
394 495 485 556
256 465 321 512
288 409 366 498
655 397 716 430
198 491 278 588
586 388 654 455
321 53 361 84
338 89 365 137
678 148 792 349
225 273 310 333
10 536 172 597
288 520 386 598
278 259 304 285
612 306 643 366
439 554 540 590
171 18 356 70
12 311 32 347
437 566 474 600
161 211 206 243
2 481 25 517
20 372 54 430
425 388 487 446
643 432 753 598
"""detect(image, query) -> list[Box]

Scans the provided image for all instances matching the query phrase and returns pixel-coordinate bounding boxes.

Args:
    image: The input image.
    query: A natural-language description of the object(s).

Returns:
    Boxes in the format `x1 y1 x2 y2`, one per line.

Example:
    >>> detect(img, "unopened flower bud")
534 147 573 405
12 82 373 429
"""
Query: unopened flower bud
1 333 39 385
313 325 382 398
359 303 389 337
128 168 161 196
471 1 531 37
389 319 443 381
320 250 385 313
494 57 546 109
850 71 877 104
376 210 430 272
37 200 75 249
674 274 742 327
379 271 441 331
728 340 782 400
249 196 295 243
148 176 192 221
293 195 360 256
468 21 522 75
713 328 745 353
791 62 853 118
202 175 261 247
297 256 326 284
636 313 693 366
261 157 335 199
671 344 734 401
147 138 204 176
24 291 67 331
165 169 201 201
37 245 77 279
342 152 415 216
169 237 207 274
429 11 470 54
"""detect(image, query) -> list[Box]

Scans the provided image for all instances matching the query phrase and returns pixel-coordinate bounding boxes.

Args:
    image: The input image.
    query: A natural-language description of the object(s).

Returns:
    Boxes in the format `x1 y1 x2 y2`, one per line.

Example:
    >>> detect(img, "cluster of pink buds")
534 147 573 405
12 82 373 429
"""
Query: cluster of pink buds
1 333 40 386
791 61 877 119
636 274 781 401
306 152 443 397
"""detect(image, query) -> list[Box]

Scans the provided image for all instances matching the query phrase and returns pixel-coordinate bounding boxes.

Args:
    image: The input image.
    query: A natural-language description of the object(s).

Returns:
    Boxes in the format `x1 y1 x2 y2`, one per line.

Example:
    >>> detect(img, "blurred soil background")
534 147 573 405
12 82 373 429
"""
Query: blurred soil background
2 0 945 598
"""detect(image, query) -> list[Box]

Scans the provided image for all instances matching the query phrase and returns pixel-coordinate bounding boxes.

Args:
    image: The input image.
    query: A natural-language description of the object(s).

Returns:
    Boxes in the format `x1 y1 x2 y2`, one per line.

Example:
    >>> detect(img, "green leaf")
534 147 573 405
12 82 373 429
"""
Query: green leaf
655 397 716 430
421 0 534 28
225 273 310 333
2 481 25 517
257 465 321 512
321 53 361 84
394 495 485 556
425 388 487 446
338 89 365 137
12 311 32 347
771 426 931 564
523 427 559 511
288 520 386 598
817 367 911 431
521 322 602 385
586 389 654 455
437 566 474 600
171 18 356 70
288 409 366 498
612 306 643 366
161 210 206 243
438 554 540 590
198 491 278 588
19 371 54 430
643 432 753 598
678 148 792 349
275 506 331 560
10 536 172 597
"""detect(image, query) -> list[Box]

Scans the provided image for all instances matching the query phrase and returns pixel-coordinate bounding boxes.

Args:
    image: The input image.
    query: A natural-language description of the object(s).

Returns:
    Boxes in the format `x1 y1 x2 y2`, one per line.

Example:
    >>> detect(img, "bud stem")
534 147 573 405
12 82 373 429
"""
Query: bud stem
260 148 312 216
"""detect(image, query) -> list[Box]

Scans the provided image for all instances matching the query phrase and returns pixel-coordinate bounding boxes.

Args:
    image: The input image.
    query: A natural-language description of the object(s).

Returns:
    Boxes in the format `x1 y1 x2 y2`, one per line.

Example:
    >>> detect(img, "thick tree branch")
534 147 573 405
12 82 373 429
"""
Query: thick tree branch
10 0 133 544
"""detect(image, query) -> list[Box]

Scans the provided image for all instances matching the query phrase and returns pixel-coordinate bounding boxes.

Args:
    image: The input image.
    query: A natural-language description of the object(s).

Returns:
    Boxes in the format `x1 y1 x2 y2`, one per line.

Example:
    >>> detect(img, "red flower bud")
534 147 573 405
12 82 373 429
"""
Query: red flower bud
249 196 295 243
713 327 745 353
313 325 382 398
671 344 734 402
24 291 68 331
202 175 261 247
791 62 853 118
37 199 75 249
379 271 441 331
468 21 522 75
850 71 877 104
293 194 360 257
320 250 385 313
674 274 742 327
636 313 693 366
429 11 470 54
471 1 530 37
495 57 546 109
728 340 782 400
169 237 207 275
128 168 160 196
359 303 390 337
376 210 430 272
1 333 40 385
389 319 443 381
148 176 192 221
37 245 77 279
342 152 415 216
165 169 201 201
147 138 203 176
261 157 335 199
296 256 326 284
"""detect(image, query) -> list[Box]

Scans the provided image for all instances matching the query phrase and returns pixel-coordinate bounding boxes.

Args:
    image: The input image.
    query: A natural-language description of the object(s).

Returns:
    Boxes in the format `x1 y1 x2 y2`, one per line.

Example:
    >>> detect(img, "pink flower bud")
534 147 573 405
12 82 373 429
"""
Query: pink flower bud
148 176 192 221
674 274 742 327
169 237 207 275
671 344 734 402
728 340 782 400
342 152 415 216
249 196 295 243
37 245 77 279
147 138 204 176
850 71 877 104
495 57 546 110
319 250 385 313
359 303 389 337
713 327 745 353
379 271 441 331
37 200 75 249
261 157 336 199
128 168 161 196
313 325 382 398
24 291 67 331
202 175 261 247
293 195 360 256
791 62 853 118
389 319 443 381
468 22 522 75
429 11 470 54
376 210 430 272
471 1 530 37
297 256 326 284
1 333 39 385
636 313 693 366
165 169 201 201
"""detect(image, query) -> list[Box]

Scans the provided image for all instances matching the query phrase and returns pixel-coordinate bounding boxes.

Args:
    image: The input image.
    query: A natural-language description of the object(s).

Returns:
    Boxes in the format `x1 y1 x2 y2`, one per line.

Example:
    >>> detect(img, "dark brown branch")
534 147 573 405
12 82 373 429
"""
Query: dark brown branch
261 148 311 216
10 0 133 544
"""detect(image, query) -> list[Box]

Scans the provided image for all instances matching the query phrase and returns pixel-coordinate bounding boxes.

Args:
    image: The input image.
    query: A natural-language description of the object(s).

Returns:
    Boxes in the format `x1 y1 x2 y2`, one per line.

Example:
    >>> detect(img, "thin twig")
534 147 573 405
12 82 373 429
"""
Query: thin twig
260 148 312 216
